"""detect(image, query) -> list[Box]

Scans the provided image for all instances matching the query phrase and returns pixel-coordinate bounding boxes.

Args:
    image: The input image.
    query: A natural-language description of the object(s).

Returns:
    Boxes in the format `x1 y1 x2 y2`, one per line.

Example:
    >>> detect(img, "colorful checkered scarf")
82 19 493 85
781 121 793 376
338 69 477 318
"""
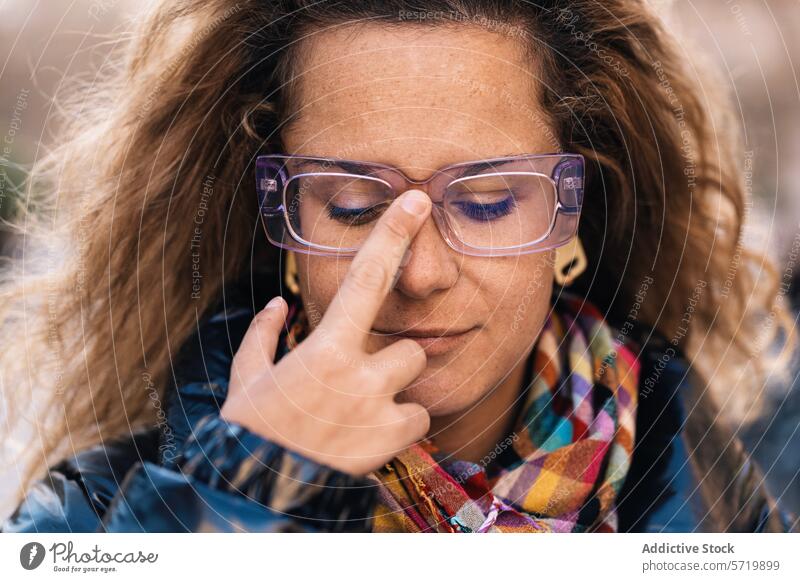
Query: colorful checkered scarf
280 293 640 533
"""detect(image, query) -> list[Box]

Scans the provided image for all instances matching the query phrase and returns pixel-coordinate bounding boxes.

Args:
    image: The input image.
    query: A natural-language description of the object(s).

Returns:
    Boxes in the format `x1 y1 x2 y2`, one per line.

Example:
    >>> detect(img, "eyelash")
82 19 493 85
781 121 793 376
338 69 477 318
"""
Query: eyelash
452 196 517 222
325 204 384 225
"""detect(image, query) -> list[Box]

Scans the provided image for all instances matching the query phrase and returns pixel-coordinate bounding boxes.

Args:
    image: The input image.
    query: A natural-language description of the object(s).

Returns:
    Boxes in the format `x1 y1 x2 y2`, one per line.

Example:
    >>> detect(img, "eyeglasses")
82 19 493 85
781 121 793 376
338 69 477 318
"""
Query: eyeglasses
256 153 584 257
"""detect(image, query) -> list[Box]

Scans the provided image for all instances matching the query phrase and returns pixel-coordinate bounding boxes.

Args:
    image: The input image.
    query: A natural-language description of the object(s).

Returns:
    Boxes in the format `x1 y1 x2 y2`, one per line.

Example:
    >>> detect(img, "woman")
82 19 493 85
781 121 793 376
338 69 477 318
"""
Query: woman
1 0 795 532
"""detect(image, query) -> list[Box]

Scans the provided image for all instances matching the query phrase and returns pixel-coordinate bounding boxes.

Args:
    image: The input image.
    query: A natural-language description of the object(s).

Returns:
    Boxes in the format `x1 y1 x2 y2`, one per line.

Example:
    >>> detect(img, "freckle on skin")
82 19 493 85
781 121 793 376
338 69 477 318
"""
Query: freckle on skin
286 22 555 459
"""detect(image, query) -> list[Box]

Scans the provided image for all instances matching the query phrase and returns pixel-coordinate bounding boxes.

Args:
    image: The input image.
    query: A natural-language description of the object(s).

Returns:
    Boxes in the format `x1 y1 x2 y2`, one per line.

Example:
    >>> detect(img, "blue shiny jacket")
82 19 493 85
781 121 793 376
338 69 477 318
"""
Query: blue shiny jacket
3 291 795 533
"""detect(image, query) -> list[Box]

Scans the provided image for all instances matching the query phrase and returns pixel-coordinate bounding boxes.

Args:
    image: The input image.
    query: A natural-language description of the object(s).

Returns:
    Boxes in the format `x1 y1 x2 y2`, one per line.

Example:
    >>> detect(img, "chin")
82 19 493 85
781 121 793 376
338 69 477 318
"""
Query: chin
396 373 486 417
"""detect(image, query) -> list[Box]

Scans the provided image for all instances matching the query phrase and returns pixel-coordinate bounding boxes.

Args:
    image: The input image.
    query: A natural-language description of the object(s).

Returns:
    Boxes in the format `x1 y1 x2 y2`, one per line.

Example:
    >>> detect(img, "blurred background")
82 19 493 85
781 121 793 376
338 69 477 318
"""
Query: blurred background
0 0 798 519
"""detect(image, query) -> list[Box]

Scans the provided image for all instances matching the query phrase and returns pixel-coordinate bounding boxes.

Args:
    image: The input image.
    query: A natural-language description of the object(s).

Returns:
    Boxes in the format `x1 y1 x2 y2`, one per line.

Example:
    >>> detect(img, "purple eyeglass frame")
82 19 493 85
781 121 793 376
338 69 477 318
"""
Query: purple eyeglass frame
256 153 584 257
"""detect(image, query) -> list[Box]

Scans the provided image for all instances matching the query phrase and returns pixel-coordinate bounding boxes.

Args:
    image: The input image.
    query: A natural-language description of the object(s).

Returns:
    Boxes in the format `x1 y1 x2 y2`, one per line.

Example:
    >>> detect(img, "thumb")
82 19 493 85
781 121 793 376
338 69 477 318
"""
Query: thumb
231 297 288 381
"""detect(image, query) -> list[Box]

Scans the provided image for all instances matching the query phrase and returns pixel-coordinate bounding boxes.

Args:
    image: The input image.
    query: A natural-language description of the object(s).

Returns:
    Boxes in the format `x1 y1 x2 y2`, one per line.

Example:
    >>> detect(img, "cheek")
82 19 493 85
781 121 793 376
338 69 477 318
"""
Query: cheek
480 252 555 342
296 255 350 329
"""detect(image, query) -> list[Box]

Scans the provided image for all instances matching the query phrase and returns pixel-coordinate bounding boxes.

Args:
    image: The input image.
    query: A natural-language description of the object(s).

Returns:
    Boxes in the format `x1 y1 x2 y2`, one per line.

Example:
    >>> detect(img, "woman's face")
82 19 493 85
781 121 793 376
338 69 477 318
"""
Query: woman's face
284 23 556 416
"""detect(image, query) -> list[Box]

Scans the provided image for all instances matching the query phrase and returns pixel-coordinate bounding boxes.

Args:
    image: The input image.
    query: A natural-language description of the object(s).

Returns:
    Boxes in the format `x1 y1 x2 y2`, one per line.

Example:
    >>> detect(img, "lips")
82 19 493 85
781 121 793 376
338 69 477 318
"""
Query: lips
372 326 479 357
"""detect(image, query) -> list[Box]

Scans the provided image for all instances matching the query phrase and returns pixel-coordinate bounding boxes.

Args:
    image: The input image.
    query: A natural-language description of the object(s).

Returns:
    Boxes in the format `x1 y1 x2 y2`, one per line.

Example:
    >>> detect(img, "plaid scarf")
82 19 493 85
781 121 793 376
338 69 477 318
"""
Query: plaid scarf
279 293 640 533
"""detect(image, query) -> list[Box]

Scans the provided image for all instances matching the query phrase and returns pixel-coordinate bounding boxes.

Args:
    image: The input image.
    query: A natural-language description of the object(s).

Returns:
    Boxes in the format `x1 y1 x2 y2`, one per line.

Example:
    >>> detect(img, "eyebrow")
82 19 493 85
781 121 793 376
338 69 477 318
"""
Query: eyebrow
454 156 519 179
294 158 377 175
293 154 523 179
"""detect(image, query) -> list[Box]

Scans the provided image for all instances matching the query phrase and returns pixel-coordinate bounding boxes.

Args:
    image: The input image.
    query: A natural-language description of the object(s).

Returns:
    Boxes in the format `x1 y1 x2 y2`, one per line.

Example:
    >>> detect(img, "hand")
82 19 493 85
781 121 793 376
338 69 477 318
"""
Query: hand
220 190 432 476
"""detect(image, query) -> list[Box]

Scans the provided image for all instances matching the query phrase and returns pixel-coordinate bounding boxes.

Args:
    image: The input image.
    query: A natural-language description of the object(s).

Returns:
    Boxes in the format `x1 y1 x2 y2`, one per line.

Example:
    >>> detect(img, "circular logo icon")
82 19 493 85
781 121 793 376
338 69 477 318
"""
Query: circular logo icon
20 542 46 570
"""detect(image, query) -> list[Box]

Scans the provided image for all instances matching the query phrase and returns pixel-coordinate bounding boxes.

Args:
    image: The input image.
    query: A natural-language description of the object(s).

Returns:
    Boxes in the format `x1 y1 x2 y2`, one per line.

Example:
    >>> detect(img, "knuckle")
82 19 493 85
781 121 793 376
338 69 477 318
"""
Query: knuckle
360 368 392 396
308 328 345 357
366 370 399 399
400 404 430 436
415 410 431 435
348 256 390 293
398 338 426 363
382 340 426 374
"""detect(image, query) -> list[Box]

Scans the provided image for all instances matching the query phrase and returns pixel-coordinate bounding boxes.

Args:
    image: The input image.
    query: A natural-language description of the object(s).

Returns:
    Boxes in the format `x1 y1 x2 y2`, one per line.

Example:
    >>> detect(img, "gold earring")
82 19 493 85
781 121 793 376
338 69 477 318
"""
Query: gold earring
284 251 301 296
553 237 587 286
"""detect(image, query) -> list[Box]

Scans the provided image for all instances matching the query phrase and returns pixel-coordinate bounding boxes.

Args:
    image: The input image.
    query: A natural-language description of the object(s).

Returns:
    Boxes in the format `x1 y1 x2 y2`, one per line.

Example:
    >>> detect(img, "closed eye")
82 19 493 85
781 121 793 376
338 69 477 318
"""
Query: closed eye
451 196 517 222
325 202 387 226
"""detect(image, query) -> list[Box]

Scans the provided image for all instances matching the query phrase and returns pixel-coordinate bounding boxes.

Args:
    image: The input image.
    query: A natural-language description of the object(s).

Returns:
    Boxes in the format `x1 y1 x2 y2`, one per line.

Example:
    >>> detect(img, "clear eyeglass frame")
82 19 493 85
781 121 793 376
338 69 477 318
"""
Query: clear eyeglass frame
256 153 584 257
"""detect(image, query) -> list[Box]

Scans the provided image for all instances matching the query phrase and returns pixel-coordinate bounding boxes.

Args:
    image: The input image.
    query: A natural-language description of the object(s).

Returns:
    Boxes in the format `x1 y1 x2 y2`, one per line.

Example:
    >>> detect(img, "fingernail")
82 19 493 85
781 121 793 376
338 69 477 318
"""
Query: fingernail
400 190 430 216
266 296 285 310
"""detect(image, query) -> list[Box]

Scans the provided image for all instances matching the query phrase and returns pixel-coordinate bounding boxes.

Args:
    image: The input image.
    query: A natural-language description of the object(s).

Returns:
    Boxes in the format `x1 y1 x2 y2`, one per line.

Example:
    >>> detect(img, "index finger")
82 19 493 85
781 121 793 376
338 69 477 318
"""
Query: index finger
318 189 431 346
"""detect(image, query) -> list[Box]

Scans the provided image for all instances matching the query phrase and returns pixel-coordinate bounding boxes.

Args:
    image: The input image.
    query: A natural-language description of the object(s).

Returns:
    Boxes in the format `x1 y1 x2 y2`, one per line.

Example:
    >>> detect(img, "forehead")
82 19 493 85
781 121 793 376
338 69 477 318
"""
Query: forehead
281 23 556 176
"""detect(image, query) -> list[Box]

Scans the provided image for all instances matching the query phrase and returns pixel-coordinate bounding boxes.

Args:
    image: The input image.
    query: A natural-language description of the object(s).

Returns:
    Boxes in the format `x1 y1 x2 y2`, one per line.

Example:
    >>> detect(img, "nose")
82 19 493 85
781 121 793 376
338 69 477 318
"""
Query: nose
392 192 460 299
